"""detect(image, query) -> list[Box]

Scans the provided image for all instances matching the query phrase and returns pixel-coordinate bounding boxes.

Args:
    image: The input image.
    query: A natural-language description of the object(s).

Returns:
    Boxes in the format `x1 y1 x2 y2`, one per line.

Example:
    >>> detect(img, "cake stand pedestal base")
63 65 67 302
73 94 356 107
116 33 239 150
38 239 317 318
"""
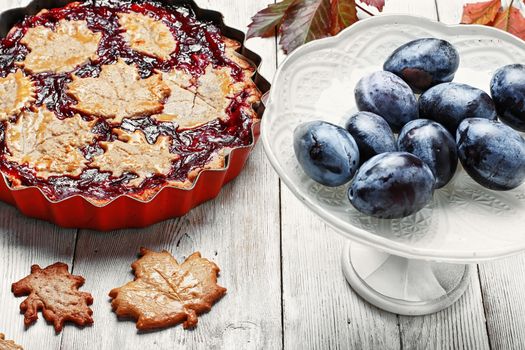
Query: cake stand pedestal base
342 242 474 315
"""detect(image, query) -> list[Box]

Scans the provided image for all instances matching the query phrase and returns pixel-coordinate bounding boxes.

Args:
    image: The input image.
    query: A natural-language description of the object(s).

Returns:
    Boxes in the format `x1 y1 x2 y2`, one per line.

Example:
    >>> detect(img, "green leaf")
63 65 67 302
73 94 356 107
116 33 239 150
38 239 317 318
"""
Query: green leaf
247 0 297 39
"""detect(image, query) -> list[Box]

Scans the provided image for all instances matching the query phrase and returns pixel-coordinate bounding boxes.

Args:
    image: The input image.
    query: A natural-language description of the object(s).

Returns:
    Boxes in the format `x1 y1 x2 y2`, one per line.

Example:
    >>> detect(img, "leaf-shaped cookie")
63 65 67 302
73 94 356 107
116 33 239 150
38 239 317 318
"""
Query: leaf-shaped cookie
11 263 94 333
0 333 23 350
109 248 226 330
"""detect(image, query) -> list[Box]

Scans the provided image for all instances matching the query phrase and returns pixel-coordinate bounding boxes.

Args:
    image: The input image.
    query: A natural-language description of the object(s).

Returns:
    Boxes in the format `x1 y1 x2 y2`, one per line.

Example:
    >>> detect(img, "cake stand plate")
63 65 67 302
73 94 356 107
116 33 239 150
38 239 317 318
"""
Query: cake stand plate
342 242 474 315
262 14 525 316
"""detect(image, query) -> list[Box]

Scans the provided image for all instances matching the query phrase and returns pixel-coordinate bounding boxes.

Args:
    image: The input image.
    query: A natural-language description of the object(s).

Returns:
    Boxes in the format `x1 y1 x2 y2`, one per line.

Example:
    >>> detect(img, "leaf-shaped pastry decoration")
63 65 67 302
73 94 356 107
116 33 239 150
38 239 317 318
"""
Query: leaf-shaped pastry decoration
109 248 226 330
119 12 178 60
5 107 96 179
90 129 179 187
0 70 35 121
11 263 94 333
19 20 102 74
68 59 170 122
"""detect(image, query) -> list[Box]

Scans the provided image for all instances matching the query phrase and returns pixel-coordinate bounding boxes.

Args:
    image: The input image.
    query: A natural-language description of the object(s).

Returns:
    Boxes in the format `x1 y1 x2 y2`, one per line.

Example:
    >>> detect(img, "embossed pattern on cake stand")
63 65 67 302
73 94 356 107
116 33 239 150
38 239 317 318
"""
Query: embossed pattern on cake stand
262 15 525 315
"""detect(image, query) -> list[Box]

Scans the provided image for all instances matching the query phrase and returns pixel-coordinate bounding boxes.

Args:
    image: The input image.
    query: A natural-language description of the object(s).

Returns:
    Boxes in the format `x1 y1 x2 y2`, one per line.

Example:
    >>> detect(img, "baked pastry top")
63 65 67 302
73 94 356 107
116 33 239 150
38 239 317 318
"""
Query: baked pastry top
0 1 261 204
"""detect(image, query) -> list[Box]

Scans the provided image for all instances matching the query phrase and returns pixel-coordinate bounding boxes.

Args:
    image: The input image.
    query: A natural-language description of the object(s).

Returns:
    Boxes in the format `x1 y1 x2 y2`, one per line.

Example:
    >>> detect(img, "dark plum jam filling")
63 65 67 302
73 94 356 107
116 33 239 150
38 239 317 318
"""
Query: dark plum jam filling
0 0 256 202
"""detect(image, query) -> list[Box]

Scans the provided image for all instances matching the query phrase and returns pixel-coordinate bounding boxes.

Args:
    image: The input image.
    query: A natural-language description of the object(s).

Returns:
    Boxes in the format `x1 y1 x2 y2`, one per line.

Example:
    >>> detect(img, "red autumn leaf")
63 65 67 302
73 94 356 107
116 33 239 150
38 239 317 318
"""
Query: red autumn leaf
493 5 525 41
331 0 359 35
360 0 385 11
279 0 332 53
461 0 501 25
280 0 359 53
247 0 297 39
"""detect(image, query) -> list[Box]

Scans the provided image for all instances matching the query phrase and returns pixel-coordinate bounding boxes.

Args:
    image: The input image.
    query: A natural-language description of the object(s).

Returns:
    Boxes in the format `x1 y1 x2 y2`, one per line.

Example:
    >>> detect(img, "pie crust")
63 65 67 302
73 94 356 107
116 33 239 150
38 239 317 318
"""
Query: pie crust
119 12 178 60
19 20 102 74
0 70 35 121
91 129 179 187
68 59 170 122
5 106 96 179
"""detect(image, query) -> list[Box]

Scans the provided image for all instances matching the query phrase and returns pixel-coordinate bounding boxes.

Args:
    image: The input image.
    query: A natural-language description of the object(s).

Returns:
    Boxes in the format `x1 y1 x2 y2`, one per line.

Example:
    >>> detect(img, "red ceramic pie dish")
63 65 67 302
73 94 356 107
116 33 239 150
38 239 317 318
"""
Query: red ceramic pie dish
0 0 270 230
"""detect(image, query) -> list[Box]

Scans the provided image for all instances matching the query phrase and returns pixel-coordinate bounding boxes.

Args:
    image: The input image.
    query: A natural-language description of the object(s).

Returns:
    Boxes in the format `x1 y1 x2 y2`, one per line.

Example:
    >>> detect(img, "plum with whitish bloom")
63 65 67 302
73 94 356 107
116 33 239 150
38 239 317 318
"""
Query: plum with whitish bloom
384 38 460 93
398 119 458 188
344 111 397 165
293 121 360 187
355 71 418 132
348 152 435 219
456 118 525 191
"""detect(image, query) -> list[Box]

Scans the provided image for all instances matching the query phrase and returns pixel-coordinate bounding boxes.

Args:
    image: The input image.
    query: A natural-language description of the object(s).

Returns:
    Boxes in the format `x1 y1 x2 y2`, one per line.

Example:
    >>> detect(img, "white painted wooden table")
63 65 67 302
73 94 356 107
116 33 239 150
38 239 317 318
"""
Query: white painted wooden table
0 0 524 349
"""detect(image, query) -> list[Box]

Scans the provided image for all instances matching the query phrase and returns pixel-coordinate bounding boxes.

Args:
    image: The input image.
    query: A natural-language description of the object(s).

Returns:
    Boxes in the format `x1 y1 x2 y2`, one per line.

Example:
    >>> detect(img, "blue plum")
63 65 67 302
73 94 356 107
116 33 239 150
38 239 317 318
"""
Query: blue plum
354 71 418 132
456 118 525 191
344 111 397 165
348 152 435 219
419 82 497 135
384 38 460 93
398 119 458 188
293 121 360 187
490 64 525 131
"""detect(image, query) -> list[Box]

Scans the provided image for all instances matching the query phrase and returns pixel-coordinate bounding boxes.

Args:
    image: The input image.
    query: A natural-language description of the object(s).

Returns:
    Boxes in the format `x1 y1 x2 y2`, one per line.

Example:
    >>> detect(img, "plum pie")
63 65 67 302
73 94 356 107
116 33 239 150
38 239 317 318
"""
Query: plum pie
0 0 261 204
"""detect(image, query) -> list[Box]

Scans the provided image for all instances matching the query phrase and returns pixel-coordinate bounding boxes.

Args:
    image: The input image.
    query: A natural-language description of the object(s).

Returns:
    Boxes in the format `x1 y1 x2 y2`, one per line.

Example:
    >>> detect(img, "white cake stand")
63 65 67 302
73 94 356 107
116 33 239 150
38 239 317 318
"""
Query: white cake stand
261 15 525 315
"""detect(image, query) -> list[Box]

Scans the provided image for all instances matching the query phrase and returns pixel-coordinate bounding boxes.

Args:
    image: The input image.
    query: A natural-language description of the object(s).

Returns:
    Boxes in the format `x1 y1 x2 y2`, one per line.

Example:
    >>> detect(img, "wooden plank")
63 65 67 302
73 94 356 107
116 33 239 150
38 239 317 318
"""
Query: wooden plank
478 255 525 349
281 187 401 350
435 0 469 24
58 1 282 349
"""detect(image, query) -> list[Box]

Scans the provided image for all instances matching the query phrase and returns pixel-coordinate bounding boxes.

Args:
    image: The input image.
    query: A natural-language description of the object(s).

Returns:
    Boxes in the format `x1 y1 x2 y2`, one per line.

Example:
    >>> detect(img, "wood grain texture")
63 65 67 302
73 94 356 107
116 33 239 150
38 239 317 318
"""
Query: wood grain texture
0 0 524 349
478 255 525 350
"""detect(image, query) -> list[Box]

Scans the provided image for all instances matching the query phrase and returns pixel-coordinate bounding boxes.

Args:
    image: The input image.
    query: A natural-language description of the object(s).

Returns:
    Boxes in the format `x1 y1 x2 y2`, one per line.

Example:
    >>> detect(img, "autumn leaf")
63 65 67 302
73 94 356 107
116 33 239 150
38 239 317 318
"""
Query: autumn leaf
248 0 359 53
360 0 385 11
461 0 501 25
109 248 226 330
279 0 332 53
247 0 296 38
331 0 359 35
493 5 525 40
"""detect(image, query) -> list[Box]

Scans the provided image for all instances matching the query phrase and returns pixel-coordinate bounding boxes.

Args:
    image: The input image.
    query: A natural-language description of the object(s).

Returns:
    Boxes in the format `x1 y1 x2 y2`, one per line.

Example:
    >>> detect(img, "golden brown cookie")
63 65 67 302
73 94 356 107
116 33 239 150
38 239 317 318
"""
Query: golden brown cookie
0 334 23 350
109 248 226 330
11 263 94 333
